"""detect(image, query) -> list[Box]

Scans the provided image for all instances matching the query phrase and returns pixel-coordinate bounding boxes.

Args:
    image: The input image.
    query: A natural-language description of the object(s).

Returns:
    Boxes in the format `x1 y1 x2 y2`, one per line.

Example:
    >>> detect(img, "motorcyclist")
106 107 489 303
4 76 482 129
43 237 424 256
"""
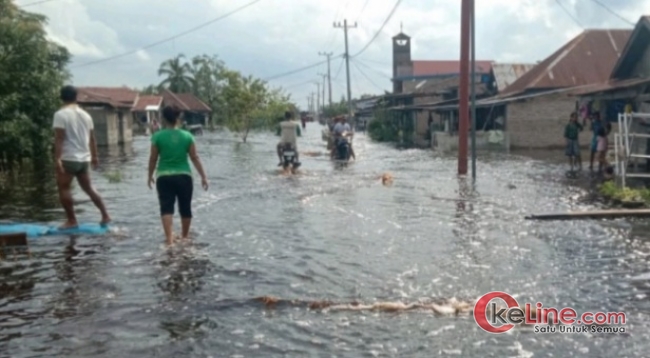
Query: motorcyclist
330 115 356 160
276 111 301 166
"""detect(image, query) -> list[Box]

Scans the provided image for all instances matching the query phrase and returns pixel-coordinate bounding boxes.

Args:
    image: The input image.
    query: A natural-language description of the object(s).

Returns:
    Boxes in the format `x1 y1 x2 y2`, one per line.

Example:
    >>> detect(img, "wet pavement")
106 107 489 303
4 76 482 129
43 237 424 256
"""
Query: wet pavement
0 125 649 357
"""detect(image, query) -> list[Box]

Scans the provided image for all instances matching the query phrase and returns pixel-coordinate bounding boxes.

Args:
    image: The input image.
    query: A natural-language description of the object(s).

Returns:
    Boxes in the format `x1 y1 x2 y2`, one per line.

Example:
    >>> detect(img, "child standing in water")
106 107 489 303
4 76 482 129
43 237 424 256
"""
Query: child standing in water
596 126 609 173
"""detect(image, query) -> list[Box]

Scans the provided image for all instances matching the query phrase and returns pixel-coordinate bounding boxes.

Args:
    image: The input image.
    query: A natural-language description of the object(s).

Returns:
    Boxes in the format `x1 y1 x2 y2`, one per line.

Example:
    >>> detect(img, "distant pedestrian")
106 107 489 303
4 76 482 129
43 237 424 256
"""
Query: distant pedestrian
564 112 583 171
148 105 209 246
53 85 111 229
596 126 609 173
588 112 604 171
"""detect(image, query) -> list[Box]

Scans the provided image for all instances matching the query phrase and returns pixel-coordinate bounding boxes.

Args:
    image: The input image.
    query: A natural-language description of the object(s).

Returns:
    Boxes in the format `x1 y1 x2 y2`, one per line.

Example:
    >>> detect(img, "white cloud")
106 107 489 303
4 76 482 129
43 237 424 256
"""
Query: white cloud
20 0 650 109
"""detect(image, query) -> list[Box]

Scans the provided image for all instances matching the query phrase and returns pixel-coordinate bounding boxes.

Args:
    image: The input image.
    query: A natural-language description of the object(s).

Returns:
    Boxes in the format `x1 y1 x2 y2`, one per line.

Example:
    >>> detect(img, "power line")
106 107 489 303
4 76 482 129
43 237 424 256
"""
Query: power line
351 0 402 58
588 0 635 26
17 0 61 7
71 0 263 68
554 0 583 28
332 57 345 81
262 54 343 81
354 59 392 80
351 59 385 92
354 0 371 22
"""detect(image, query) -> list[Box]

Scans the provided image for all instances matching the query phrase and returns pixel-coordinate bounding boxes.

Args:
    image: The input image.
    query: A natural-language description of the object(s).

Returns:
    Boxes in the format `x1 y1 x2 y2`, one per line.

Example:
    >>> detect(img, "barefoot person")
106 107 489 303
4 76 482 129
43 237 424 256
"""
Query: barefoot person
53 85 111 229
148 105 208 245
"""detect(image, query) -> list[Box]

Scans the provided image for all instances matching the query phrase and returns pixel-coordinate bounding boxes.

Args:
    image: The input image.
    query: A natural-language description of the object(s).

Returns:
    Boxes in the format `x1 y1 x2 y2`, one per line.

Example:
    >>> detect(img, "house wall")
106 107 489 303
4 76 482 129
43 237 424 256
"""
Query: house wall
632 43 650 78
507 94 586 149
84 107 119 146
118 109 133 144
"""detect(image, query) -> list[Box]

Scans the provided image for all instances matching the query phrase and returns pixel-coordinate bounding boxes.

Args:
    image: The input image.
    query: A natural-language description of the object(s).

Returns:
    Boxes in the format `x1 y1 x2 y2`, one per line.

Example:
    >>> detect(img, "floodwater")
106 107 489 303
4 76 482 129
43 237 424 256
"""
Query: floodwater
1 125 650 357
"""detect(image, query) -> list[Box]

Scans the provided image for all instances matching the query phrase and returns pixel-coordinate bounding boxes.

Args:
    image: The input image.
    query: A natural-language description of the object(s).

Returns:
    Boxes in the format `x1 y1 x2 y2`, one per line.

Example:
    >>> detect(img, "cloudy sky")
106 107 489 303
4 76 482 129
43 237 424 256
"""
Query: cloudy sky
17 0 649 109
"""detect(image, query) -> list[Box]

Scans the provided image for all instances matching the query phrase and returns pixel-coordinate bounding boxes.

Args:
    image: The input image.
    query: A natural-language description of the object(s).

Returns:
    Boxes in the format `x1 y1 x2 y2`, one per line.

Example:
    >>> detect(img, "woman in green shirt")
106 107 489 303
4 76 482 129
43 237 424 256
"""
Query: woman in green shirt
148 105 208 245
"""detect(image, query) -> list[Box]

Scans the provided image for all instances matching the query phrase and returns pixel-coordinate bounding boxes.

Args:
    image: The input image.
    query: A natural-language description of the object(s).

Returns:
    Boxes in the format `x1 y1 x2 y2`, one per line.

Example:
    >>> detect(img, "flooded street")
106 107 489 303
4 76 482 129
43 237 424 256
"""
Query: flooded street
1 125 650 357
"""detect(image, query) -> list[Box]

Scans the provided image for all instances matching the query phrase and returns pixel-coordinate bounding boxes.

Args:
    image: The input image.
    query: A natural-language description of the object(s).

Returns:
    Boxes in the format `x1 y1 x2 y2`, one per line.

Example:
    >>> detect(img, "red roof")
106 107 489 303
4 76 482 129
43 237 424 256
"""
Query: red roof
77 87 139 108
132 95 163 111
412 60 493 76
499 29 632 97
161 89 211 112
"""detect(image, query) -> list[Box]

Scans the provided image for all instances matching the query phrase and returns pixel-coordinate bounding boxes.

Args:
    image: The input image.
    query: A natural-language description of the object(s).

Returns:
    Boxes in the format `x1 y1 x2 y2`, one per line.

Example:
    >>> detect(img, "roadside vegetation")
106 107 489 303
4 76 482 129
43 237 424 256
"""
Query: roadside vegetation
599 181 650 207
0 0 70 172
144 54 296 143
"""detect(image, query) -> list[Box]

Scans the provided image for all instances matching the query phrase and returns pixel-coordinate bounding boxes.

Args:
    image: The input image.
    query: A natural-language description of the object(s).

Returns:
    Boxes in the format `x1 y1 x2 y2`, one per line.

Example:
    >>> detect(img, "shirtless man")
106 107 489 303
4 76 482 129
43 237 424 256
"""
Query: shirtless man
53 85 111 229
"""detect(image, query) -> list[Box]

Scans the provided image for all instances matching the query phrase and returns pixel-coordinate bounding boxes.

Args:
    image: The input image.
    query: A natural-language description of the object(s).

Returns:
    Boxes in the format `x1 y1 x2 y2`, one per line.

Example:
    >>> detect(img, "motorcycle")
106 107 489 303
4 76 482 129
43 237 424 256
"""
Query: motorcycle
280 143 301 173
334 132 352 162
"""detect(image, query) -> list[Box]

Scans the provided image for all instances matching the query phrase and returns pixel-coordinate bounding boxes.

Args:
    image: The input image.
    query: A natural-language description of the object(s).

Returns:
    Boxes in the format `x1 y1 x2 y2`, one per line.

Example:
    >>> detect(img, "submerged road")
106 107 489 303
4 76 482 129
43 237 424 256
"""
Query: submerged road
1 124 649 357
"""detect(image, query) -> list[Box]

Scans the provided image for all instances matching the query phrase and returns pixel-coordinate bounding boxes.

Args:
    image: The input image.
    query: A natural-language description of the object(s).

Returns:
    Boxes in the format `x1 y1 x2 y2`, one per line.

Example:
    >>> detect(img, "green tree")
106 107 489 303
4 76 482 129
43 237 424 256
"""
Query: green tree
322 98 348 118
190 54 226 125
158 54 194 93
0 0 70 171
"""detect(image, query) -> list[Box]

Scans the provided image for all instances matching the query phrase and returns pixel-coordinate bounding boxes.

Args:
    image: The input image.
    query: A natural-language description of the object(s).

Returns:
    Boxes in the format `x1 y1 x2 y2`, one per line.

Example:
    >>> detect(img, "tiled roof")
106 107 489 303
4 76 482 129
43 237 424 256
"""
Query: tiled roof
77 86 139 108
161 89 211 112
412 60 493 76
499 29 632 97
132 95 163 111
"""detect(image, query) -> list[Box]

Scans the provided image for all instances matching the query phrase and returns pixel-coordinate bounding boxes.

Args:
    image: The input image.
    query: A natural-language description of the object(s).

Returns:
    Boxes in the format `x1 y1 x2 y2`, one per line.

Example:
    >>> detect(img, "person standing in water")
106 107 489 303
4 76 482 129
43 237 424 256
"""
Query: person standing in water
53 85 111 229
563 112 583 171
148 105 208 245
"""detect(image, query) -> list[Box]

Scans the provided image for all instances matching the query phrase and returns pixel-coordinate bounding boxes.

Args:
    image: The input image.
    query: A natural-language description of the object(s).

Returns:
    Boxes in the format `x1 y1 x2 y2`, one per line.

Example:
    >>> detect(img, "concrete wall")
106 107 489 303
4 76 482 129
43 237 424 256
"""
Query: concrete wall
117 109 133 144
432 130 509 152
507 94 584 149
85 107 119 146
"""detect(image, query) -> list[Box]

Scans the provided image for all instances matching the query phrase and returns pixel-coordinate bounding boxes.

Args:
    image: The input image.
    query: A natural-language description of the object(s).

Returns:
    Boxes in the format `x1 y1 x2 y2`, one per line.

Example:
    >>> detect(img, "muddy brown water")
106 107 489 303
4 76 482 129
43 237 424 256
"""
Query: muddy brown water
0 126 649 357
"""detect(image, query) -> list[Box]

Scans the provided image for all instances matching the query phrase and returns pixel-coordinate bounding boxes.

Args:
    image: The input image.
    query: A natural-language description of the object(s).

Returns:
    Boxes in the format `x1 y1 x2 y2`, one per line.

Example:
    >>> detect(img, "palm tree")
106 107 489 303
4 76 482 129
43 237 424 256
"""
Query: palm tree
158 54 194 93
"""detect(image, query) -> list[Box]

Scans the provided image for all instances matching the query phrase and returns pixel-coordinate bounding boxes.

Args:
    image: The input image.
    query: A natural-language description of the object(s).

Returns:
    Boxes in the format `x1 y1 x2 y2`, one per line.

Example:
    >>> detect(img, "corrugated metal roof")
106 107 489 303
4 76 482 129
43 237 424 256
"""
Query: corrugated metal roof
132 95 162 111
491 63 536 92
573 77 650 96
412 60 493 76
499 29 632 97
610 16 650 79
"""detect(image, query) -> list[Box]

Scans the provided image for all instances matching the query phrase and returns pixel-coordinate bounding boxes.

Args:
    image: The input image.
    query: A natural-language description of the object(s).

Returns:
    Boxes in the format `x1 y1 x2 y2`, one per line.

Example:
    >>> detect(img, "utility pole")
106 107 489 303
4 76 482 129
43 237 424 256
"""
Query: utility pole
458 0 471 175
470 0 477 179
334 19 357 118
318 72 327 110
307 96 311 114
311 92 315 114
318 52 333 106
315 82 321 123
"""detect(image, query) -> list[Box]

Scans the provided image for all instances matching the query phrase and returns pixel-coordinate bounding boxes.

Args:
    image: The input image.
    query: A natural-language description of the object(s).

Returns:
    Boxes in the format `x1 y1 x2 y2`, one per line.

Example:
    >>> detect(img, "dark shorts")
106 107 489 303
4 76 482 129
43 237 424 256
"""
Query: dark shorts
156 174 193 218
62 160 89 175
565 140 580 157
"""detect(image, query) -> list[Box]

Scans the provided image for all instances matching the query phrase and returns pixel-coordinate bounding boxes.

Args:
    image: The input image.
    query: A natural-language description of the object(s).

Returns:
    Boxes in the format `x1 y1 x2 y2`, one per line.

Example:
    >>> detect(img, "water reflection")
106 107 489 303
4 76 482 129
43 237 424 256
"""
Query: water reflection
0 128 649 357
157 246 211 301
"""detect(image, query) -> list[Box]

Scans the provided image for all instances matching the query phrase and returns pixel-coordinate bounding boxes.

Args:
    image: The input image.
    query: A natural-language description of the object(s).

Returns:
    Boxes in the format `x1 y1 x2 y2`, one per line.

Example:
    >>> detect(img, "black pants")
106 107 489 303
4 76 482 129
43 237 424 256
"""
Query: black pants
156 174 193 218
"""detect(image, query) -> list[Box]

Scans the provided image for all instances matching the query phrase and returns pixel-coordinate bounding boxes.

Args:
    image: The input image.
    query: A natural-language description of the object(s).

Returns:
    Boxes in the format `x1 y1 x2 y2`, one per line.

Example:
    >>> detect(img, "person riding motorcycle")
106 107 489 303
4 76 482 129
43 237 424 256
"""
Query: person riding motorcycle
330 116 356 160
276 111 301 166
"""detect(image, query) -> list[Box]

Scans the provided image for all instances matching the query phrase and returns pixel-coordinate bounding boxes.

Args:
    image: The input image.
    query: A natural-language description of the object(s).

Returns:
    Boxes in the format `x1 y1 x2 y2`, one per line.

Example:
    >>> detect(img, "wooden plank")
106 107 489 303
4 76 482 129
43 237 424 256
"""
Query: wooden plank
0 232 27 246
525 209 650 221
0 232 29 261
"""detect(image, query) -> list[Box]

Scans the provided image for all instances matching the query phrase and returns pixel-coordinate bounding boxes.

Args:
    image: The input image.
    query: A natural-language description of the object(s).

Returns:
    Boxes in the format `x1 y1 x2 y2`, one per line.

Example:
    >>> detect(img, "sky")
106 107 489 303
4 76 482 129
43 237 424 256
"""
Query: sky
15 0 650 110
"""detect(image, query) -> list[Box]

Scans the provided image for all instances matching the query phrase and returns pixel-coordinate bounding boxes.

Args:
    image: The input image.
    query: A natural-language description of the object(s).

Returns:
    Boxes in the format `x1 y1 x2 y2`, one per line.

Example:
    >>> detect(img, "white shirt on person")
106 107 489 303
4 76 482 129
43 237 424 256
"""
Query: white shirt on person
333 122 351 135
280 120 300 144
52 104 94 162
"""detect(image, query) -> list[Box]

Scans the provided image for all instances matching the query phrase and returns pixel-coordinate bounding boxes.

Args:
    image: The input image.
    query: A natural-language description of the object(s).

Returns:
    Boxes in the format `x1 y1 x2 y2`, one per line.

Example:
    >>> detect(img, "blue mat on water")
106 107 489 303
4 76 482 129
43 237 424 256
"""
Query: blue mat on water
0 223 109 238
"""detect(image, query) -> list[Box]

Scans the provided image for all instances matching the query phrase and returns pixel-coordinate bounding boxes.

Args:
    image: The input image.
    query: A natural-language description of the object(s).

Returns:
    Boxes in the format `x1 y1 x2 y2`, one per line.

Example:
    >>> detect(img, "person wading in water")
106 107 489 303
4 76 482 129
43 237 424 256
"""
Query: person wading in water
148 105 209 245
53 85 111 229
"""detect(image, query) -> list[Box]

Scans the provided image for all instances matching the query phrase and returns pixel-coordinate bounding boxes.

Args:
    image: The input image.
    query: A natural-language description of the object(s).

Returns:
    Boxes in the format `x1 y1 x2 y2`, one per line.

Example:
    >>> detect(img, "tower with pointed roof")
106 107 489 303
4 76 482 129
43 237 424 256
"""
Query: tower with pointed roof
392 26 412 93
